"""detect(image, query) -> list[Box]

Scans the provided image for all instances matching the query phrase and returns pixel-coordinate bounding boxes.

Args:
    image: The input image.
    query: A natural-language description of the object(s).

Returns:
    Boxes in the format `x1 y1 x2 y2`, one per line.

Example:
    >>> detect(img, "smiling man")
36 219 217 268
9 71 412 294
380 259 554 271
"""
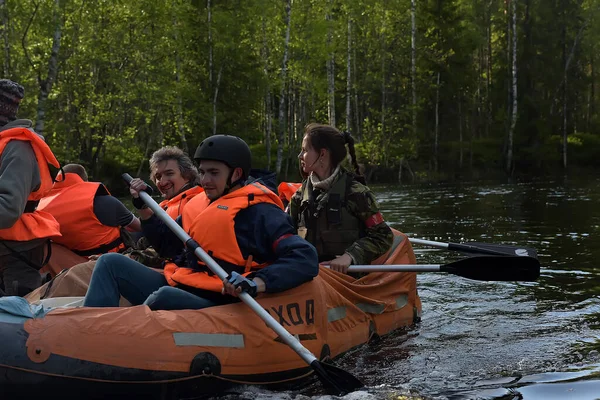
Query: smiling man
130 146 204 220
83 135 318 311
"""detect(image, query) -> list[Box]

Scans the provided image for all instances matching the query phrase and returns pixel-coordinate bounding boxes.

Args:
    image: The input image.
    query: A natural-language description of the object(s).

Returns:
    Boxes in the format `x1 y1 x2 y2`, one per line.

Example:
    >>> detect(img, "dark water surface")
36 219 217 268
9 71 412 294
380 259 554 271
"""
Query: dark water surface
224 178 600 400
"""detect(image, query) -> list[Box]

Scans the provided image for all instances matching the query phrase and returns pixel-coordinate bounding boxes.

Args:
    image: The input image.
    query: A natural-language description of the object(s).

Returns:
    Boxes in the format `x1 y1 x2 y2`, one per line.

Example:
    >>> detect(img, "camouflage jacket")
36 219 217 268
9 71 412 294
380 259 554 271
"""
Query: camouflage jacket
289 168 393 265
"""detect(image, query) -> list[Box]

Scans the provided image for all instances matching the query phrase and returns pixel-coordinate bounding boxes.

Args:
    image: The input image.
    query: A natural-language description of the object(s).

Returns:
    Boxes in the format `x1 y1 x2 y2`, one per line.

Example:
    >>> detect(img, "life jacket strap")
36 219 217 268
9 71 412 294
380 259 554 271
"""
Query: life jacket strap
244 254 253 273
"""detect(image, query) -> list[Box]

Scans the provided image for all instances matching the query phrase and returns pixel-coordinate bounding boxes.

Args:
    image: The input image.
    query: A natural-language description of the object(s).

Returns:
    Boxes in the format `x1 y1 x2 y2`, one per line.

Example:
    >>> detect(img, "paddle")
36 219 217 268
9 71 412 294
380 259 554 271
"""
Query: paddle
409 238 539 259
122 174 363 395
341 255 540 282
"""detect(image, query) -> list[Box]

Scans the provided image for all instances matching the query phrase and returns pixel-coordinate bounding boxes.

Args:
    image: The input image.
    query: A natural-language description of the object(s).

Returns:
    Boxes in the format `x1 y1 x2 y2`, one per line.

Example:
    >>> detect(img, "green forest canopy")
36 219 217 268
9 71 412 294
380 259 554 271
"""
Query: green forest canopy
2 0 599 186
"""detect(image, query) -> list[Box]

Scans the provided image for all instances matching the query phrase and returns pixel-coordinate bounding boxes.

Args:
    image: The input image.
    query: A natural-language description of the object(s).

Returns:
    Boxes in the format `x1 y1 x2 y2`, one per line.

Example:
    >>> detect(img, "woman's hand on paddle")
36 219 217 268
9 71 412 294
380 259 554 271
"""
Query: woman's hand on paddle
324 253 353 274
129 178 148 198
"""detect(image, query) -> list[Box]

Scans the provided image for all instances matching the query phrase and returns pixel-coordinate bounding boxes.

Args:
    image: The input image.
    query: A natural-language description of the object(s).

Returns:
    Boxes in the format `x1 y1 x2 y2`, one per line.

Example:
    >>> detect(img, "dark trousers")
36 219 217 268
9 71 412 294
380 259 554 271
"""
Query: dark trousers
0 241 47 297
84 253 222 310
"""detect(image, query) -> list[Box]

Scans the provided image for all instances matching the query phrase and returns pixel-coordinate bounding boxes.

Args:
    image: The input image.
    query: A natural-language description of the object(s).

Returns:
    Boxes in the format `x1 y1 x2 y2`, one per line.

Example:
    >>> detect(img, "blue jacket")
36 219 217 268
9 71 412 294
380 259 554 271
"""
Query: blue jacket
142 190 319 294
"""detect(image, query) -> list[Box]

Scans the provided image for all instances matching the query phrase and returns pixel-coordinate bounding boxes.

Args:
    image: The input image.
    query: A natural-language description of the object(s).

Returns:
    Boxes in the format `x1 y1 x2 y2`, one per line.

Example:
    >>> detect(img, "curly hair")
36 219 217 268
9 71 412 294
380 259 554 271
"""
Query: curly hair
149 146 200 185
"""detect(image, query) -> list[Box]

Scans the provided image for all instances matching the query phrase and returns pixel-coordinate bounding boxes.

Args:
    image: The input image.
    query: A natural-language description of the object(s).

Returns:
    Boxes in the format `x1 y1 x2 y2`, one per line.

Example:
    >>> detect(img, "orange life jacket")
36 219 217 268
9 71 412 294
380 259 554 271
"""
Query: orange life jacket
277 182 302 203
164 183 284 292
0 127 61 241
159 185 205 219
38 173 124 255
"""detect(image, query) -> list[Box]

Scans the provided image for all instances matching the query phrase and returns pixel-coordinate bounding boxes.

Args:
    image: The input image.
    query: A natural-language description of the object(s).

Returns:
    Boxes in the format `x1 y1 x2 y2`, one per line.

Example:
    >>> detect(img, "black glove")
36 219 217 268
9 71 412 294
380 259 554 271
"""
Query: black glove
227 271 258 297
132 196 148 210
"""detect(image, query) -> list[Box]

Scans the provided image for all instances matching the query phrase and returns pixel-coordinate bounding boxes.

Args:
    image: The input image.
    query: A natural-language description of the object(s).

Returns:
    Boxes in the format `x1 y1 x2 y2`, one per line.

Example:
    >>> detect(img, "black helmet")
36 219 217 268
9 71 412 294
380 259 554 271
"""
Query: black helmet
194 135 252 179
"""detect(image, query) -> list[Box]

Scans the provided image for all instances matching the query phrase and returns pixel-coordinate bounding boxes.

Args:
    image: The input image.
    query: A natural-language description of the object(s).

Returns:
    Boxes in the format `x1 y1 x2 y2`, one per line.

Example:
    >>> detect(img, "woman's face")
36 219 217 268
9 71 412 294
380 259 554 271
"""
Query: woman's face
153 160 188 199
298 135 321 174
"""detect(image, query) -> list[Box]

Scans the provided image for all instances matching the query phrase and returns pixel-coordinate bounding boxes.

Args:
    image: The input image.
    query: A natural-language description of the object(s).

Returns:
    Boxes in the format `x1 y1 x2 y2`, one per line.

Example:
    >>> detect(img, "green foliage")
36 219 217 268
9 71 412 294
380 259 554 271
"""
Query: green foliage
544 133 600 167
1 0 598 184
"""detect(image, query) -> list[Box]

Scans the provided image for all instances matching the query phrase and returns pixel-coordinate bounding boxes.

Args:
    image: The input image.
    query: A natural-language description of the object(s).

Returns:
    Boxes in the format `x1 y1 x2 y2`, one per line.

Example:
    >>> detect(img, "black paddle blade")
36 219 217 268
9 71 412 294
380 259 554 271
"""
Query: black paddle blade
449 242 538 259
442 256 541 282
310 360 364 395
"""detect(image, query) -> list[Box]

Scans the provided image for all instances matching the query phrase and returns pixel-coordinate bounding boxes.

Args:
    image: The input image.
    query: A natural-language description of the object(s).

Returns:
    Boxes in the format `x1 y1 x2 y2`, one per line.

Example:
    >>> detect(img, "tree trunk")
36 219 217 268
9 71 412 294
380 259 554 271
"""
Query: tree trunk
275 0 292 175
262 16 272 169
434 71 440 172
207 0 213 89
505 0 511 143
345 18 352 132
212 66 222 135
411 0 417 136
506 0 517 174
380 9 387 166
562 5 568 169
265 92 273 169
173 6 188 153
459 96 463 168
326 0 335 127
549 8 587 116
175 59 188 153
486 0 493 137
137 134 154 177
380 37 386 165
285 86 295 179
91 125 108 177
353 36 361 140
398 158 403 183
585 51 596 133
476 46 482 140
35 0 63 136
563 75 568 168
208 0 219 135
0 0 9 75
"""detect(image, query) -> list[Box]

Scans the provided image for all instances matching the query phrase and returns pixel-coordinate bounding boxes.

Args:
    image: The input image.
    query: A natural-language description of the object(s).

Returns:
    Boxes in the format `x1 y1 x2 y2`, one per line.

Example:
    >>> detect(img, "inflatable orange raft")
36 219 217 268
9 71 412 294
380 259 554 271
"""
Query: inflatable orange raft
0 229 420 398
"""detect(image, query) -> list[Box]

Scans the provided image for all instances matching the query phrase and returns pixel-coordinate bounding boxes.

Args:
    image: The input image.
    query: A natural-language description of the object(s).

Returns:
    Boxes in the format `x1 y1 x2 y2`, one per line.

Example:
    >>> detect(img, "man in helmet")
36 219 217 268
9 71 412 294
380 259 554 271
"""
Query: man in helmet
83 135 319 310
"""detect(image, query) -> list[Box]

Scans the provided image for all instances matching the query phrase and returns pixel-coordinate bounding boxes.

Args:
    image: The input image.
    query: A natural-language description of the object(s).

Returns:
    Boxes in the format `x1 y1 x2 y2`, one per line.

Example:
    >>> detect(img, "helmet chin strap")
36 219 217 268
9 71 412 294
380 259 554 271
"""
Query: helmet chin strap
221 169 245 197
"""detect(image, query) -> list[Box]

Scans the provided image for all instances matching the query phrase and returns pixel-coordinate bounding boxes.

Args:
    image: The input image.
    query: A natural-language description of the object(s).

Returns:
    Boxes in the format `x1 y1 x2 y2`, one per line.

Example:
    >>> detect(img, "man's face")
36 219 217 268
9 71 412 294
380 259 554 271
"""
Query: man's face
199 160 241 200
153 160 188 199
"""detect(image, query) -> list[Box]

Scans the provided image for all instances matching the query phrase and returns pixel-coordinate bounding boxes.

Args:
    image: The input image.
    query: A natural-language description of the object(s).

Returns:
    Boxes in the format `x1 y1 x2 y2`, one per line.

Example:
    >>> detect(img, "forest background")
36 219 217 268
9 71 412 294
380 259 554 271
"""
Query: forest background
2 0 599 194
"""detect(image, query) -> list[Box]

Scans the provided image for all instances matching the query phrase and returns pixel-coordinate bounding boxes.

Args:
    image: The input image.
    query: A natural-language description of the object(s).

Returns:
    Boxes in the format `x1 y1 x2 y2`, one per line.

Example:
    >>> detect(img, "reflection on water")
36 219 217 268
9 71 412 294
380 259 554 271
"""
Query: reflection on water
222 178 600 400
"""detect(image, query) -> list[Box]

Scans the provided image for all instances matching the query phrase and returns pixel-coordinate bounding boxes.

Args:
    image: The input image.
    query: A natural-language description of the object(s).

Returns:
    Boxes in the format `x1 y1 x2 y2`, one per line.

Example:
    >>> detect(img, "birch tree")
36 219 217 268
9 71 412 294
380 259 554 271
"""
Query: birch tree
2 0 599 181
31 0 63 136
345 17 352 132
207 0 219 135
262 15 272 169
0 0 9 75
326 0 335 126
173 2 188 153
411 0 417 136
275 0 291 174
506 0 517 174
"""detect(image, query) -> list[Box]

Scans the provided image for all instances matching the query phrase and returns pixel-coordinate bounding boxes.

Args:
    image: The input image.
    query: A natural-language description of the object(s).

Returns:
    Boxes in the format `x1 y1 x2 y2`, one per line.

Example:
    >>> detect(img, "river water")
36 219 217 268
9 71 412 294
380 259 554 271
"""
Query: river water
224 177 600 400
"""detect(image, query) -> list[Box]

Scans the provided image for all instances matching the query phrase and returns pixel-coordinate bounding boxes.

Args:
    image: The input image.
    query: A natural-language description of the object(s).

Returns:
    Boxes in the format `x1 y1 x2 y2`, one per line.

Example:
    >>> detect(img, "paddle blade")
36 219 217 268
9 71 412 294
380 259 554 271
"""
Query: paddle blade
449 241 538 259
442 256 540 282
310 360 364 395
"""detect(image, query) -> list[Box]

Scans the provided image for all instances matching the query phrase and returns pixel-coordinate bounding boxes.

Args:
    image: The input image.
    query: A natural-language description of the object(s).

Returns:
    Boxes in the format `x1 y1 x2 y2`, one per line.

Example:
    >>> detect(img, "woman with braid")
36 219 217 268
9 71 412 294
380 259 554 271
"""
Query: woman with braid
288 123 393 274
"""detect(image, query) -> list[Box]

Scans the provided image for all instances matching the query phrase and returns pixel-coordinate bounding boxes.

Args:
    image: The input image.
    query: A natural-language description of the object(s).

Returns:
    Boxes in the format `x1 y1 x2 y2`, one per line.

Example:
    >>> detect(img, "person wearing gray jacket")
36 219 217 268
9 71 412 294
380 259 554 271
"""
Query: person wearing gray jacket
0 79 62 297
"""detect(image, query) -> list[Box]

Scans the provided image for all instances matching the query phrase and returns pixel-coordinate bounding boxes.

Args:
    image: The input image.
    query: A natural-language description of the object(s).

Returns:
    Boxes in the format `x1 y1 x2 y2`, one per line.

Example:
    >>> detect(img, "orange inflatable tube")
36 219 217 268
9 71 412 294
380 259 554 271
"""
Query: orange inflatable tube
1 229 419 397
